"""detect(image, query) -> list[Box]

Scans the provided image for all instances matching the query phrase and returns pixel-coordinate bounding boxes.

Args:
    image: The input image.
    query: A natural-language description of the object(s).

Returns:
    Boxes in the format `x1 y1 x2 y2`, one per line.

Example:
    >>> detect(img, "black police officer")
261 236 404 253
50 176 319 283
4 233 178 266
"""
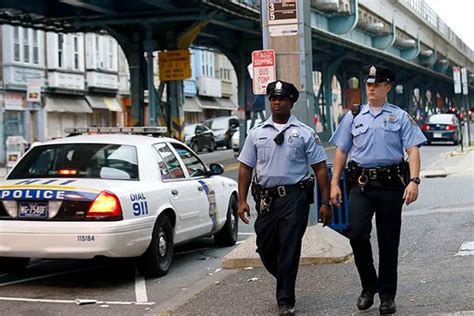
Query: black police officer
237 80 331 315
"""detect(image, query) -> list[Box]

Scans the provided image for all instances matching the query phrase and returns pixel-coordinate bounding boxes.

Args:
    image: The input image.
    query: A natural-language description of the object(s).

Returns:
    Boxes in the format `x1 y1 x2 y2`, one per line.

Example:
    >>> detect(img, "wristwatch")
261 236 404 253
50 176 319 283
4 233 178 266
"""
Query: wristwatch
410 177 421 184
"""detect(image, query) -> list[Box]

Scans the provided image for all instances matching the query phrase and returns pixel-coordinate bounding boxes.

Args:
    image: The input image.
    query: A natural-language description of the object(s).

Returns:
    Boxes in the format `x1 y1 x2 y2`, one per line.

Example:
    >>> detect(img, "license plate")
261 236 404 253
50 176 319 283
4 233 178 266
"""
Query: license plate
19 202 48 219
434 133 442 138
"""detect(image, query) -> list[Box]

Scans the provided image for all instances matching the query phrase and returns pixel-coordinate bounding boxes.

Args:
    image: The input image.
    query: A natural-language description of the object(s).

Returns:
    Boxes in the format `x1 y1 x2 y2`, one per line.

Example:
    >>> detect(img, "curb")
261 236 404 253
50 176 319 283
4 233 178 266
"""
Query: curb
222 224 353 269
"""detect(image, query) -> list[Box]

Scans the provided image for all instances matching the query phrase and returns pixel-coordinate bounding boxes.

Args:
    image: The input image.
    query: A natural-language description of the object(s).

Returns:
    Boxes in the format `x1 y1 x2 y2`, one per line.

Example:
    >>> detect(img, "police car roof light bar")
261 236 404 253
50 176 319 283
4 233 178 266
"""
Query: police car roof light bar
65 126 168 136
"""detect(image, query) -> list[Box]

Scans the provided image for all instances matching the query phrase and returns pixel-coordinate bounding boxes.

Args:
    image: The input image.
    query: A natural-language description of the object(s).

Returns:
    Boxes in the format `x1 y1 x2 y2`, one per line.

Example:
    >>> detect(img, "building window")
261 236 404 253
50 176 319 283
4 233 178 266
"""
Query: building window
13 27 20 62
108 38 114 69
73 36 79 69
23 28 29 63
33 30 39 64
58 34 64 68
95 36 101 68
201 52 205 76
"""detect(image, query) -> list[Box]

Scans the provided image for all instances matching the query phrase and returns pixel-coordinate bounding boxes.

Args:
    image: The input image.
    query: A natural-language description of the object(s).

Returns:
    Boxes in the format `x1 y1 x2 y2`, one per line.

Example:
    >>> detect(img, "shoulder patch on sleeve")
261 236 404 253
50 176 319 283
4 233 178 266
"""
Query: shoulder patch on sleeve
405 112 417 126
313 132 321 144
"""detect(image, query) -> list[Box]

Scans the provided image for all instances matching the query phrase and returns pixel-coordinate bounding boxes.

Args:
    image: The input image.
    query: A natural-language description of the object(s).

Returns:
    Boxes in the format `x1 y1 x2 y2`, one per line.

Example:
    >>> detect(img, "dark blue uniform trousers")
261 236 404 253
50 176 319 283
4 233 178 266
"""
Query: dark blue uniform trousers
347 186 404 301
254 189 309 307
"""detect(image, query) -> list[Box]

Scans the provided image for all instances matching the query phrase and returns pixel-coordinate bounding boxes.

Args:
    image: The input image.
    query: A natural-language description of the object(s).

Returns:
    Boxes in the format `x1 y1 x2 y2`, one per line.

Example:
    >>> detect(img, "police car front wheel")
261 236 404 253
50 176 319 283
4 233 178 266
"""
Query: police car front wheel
0 257 30 273
137 215 174 277
214 195 238 247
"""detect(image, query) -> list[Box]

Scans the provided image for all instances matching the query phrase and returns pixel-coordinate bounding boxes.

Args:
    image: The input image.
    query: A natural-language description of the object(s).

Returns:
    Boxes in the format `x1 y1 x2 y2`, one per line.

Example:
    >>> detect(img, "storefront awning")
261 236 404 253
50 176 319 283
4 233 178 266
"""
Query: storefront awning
45 96 92 113
197 96 223 110
184 97 202 113
86 96 123 112
217 97 238 111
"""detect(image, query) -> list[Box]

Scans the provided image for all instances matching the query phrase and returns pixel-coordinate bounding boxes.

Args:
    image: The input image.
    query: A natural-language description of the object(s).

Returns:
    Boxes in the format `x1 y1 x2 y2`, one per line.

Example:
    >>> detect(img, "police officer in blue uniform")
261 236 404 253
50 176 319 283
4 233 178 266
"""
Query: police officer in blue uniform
330 65 427 314
238 80 331 315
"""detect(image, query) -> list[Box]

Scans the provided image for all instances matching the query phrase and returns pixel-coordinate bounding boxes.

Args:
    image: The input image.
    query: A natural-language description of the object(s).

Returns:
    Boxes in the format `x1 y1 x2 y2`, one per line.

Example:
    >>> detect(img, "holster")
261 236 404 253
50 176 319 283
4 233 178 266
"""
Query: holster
303 175 315 204
250 179 262 206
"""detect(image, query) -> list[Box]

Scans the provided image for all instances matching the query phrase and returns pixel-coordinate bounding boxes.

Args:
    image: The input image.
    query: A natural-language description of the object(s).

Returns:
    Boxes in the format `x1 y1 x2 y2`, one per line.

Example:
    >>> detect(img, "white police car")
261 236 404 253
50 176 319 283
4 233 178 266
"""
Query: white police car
0 127 238 277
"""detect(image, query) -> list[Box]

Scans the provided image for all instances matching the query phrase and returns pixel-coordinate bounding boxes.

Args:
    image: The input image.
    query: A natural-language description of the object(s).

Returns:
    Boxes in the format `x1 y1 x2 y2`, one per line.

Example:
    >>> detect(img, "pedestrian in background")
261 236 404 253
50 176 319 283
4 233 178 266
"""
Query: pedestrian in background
330 64 426 314
237 80 331 315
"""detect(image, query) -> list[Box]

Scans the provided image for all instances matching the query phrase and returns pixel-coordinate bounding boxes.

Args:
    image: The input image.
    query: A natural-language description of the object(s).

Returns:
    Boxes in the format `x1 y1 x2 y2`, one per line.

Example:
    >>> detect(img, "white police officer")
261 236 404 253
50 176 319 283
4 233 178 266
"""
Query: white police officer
330 64 427 314
237 80 331 315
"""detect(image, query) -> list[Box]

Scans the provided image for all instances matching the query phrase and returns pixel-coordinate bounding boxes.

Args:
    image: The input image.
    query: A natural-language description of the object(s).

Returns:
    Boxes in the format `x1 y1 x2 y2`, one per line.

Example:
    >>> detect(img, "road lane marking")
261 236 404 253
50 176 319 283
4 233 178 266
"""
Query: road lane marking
134 268 148 302
0 264 112 287
0 297 154 305
223 163 240 171
455 241 474 256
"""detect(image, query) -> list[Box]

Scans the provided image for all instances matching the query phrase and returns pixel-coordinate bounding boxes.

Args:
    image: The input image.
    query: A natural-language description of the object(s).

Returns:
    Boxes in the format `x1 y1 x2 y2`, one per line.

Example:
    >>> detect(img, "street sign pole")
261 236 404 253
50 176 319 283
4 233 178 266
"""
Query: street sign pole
461 67 471 146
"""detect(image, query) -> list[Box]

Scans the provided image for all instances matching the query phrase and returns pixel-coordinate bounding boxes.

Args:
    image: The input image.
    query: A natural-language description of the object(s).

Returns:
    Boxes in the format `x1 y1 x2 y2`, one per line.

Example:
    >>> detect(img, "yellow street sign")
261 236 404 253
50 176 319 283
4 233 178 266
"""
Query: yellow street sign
158 50 192 81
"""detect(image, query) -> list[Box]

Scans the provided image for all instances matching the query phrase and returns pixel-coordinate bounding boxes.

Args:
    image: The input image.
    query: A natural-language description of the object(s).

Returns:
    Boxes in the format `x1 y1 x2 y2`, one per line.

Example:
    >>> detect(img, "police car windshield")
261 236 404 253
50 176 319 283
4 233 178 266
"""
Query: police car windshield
8 143 139 180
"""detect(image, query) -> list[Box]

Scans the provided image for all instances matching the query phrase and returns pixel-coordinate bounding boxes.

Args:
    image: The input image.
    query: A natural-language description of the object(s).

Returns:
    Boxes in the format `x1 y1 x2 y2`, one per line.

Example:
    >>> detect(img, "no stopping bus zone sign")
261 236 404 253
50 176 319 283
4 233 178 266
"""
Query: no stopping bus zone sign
252 49 276 95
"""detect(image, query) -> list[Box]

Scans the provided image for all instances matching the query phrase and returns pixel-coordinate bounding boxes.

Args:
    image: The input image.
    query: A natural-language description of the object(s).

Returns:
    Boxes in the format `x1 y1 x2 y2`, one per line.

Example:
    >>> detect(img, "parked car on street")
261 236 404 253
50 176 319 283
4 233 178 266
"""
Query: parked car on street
203 116 239 149
184 123 215 153
231 119 263 152
421 113 462 145
0 127 238 277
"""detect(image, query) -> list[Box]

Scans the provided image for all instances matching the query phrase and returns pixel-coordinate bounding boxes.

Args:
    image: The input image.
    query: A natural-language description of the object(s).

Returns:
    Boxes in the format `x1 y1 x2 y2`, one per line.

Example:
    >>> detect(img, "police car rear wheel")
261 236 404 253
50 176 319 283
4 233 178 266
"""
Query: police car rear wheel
0 257 30 273
214 195 238 247
137 215 174 277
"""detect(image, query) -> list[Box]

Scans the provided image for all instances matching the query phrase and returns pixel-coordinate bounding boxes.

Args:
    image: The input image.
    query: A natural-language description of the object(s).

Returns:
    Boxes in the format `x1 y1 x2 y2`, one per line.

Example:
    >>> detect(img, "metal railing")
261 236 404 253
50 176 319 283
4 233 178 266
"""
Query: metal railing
401 0 473 59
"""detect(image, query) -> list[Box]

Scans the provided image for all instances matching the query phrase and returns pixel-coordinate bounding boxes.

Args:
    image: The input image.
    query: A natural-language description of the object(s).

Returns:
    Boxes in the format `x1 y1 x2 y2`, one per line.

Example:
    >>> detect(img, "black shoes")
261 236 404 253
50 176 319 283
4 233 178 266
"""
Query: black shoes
278 305 295 315
379 299 396 314
356 289 375 310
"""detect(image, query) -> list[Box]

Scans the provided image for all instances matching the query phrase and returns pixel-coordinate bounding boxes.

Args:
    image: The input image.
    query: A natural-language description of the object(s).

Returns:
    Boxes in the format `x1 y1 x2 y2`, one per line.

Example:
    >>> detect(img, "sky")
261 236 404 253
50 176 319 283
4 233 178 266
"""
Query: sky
424 0 474 50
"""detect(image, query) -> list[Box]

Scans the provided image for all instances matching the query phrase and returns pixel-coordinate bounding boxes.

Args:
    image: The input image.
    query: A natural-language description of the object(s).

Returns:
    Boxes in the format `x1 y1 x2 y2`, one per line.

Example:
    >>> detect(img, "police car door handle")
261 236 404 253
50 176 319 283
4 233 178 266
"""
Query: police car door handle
171 189 179 195
197 186 204 192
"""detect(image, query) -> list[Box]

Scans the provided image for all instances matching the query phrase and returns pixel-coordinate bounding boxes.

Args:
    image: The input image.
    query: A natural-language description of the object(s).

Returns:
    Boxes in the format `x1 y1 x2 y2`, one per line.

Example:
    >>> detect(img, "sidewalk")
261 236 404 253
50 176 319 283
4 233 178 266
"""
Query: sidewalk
421 147 474 178
170 148 474 315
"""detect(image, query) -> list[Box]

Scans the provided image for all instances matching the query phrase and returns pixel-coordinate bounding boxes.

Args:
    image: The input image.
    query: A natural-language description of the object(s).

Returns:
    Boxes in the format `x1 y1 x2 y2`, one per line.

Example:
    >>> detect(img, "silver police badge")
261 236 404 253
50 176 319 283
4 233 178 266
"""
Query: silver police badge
369 65 377 76
388 114 397 123
288 129 300 143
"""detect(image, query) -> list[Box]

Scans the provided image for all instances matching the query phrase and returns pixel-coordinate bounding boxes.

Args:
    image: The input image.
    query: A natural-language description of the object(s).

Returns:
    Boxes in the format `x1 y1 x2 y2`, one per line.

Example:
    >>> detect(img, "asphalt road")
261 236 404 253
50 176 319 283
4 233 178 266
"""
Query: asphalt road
0 144 470 315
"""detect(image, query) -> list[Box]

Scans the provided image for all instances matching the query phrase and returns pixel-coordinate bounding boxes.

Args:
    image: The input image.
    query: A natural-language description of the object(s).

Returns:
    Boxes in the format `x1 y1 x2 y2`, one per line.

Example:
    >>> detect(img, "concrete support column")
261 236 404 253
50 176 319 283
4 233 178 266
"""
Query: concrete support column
359 70 367 105
22 109 30 141
144 30 158 127
323 70 334 137
128 34 146 126
35 103 46 141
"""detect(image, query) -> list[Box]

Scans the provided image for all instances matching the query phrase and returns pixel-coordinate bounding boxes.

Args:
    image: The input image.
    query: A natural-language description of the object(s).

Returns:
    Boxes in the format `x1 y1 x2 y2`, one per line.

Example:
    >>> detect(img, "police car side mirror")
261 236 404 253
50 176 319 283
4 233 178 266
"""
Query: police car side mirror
209 163 224 176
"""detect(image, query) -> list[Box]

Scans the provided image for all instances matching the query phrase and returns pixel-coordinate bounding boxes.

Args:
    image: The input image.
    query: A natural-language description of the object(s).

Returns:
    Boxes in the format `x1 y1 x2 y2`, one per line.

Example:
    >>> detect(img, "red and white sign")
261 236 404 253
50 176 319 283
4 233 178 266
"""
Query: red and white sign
252 49 276 95
453 66 461 94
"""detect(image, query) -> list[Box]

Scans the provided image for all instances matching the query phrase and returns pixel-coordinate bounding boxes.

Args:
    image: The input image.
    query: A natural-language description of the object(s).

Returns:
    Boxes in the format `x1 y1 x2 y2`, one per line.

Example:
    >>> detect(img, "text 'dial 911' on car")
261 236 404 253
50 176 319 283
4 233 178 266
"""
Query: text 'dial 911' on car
0 127 238 277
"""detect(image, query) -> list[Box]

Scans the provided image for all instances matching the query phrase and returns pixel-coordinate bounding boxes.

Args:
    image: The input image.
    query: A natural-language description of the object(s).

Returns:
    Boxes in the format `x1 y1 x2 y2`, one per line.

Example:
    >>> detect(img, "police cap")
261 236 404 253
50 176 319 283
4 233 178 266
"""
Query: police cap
363 64 395 84
266 80 299 103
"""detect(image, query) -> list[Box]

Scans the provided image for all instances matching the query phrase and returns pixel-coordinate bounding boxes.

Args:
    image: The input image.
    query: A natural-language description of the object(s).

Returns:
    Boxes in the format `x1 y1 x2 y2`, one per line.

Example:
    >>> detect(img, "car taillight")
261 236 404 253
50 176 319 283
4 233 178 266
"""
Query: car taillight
421 124 429 131
87 191 122 219
446 125 456 131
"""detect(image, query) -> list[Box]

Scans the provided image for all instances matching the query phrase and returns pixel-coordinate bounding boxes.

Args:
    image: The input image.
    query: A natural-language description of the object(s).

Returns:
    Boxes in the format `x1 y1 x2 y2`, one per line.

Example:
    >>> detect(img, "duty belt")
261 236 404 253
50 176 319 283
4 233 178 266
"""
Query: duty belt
262 182 305 199
347 161 407 190
256 178 311 214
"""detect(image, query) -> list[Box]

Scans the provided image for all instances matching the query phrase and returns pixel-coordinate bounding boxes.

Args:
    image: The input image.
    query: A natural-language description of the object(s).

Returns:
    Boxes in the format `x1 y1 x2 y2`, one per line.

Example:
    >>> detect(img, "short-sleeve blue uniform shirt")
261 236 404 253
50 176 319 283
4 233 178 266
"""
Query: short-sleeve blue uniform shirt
330 102 427 168
238 115 327 188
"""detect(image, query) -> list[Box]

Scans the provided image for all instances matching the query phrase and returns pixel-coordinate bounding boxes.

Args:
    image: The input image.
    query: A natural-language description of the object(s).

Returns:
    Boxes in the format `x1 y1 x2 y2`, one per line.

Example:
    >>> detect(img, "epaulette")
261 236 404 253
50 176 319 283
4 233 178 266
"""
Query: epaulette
249 122 264 131
299 122 315 132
